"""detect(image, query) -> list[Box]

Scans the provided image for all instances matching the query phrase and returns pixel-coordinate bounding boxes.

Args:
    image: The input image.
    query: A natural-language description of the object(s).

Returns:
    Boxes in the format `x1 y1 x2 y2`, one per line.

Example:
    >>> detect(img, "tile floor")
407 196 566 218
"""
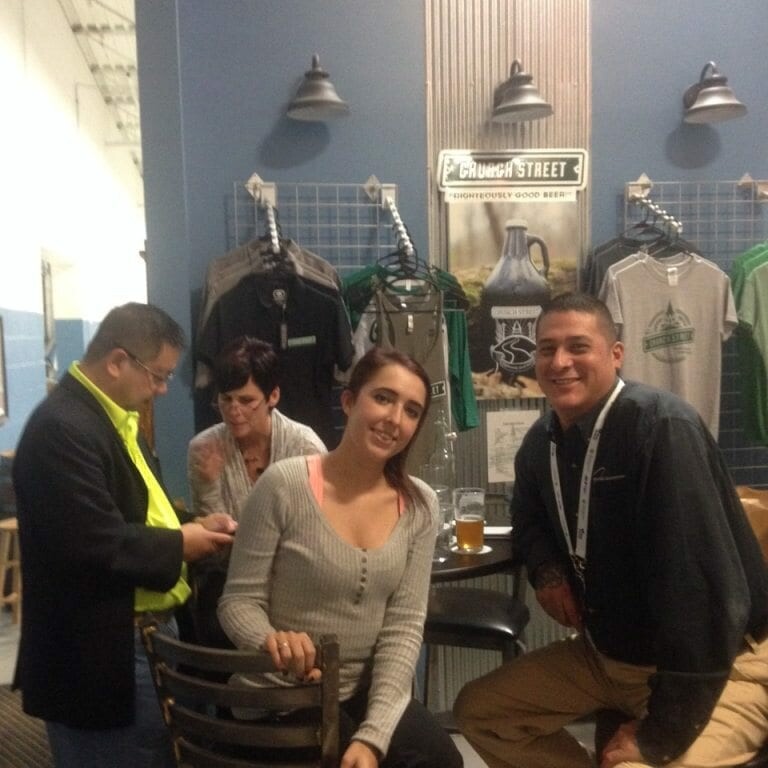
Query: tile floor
0 610 595 767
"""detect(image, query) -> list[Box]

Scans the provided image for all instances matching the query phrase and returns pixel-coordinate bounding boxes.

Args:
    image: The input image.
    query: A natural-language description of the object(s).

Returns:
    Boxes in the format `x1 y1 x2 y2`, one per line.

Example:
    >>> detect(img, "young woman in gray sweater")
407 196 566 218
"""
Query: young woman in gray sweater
219 346 463 768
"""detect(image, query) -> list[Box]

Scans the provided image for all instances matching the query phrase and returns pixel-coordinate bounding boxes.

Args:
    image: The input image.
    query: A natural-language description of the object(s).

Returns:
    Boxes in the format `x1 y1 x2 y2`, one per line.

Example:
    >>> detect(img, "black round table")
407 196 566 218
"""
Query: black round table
431 535 514 583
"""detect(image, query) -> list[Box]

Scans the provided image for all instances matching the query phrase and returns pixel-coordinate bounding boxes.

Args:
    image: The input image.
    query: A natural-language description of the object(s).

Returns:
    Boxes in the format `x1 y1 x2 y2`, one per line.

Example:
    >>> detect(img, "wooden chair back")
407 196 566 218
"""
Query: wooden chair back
140 622 340 768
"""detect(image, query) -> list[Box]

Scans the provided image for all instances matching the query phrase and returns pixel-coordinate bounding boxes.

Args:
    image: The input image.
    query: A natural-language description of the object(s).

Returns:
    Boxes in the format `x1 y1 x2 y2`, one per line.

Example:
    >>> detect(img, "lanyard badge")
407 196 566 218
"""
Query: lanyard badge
549 378 625 587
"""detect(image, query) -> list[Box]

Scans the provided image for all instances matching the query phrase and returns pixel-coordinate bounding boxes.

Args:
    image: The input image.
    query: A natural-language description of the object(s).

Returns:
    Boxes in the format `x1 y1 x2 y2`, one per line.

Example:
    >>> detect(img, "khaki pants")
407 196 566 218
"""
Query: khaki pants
453 633 768 768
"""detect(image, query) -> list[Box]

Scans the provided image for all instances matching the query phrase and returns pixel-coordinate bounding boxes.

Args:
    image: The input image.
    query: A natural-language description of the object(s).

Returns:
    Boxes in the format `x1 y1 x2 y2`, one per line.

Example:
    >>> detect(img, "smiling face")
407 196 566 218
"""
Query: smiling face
535 310 624 429
341 363 428 463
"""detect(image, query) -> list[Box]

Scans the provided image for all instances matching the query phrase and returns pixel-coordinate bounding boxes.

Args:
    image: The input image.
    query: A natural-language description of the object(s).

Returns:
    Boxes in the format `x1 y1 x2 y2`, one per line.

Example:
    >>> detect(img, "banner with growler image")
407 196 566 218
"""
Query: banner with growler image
437 149 587 400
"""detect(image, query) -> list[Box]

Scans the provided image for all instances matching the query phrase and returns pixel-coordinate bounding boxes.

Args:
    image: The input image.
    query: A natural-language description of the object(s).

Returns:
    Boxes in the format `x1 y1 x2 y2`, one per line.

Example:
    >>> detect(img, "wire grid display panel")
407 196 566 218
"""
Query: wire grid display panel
623 180 768 487
230 181 403 279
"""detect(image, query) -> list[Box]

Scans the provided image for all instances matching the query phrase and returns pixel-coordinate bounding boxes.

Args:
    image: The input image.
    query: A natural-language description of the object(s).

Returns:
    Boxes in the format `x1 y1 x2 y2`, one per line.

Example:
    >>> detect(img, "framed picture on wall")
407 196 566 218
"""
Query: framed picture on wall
0 316 6 425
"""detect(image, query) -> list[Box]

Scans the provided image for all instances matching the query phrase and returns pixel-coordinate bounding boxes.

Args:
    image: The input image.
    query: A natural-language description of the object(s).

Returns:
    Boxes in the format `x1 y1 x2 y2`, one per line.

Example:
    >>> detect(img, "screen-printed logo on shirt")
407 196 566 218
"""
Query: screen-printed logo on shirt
641 302 694 363
431 380 447 398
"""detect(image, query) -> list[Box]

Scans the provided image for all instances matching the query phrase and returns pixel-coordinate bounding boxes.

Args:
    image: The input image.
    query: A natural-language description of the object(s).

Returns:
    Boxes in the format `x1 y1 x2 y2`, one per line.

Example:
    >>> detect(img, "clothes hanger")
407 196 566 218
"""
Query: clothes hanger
258 209 291 271
620 211 668 248
378 244 439 288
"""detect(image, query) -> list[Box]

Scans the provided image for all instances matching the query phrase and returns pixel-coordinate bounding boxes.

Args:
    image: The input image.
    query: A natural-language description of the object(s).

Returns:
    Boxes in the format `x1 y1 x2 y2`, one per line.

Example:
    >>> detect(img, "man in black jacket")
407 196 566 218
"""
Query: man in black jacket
454 292 768 768
13 303 236 768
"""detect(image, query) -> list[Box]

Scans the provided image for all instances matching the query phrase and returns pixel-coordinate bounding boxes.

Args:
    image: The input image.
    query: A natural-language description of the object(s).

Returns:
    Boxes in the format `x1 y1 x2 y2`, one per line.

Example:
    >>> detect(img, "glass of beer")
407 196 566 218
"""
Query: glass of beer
453 487 485 553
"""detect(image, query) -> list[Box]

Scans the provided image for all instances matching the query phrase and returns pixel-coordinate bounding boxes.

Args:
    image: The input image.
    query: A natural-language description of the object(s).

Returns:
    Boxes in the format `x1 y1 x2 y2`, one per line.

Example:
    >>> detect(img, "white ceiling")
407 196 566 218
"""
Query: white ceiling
56 0 141 174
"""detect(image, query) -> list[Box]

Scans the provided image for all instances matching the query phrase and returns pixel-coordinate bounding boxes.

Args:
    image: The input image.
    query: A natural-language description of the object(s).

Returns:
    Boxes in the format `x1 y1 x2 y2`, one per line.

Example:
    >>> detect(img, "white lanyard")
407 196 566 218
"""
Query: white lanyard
549 378 625 582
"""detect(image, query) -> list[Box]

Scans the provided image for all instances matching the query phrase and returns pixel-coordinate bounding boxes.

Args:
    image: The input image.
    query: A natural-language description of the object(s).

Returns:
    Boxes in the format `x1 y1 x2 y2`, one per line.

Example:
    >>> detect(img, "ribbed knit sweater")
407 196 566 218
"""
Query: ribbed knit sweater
218 455 438 755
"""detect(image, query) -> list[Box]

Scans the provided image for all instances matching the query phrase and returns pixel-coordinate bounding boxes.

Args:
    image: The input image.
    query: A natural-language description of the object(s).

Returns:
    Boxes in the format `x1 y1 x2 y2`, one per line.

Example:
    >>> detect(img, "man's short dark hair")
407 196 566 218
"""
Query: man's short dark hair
537 292 619 344
83 303 186 363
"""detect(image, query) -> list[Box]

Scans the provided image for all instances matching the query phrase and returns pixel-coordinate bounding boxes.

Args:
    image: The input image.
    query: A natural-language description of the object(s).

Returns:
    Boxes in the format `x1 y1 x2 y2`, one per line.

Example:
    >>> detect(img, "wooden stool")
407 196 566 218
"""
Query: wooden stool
0 517 21 624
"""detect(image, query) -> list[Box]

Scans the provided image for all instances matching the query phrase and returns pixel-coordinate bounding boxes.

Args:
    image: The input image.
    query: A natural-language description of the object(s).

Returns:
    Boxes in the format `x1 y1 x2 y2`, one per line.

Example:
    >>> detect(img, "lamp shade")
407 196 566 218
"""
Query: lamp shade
683 62 747 124
492 59 552 123
286 54 349 121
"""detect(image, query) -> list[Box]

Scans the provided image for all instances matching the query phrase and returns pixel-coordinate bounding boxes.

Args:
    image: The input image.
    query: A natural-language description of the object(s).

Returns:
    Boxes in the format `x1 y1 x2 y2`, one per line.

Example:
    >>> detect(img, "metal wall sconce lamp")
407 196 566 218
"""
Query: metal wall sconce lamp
682 62 747 124
492 59 553 123
286 54 350 122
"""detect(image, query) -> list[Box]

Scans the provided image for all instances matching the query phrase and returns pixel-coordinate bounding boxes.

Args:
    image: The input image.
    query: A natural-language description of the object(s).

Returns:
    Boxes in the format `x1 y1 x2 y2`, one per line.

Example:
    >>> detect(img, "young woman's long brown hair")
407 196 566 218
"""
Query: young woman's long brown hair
344 347 432 506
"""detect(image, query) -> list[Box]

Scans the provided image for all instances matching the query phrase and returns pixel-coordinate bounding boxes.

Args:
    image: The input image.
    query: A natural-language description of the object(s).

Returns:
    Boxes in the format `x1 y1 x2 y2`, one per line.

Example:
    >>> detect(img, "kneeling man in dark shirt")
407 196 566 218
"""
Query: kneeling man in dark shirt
454 292 768 768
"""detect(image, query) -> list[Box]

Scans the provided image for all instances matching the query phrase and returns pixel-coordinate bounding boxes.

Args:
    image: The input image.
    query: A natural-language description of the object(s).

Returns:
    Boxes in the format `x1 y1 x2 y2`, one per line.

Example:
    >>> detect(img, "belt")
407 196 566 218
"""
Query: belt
133 609 176 627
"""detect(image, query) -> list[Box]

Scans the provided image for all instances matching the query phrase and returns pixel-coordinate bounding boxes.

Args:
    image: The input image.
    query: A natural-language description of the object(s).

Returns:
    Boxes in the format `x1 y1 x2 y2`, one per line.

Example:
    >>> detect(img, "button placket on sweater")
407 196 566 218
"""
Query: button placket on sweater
353 550 368 605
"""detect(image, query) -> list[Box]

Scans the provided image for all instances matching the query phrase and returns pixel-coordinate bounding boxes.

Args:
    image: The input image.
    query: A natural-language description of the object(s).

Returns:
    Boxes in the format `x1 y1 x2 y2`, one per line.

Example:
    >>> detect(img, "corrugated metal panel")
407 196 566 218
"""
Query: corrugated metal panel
425 0 591 265
426 0 591 494
422 0 589 712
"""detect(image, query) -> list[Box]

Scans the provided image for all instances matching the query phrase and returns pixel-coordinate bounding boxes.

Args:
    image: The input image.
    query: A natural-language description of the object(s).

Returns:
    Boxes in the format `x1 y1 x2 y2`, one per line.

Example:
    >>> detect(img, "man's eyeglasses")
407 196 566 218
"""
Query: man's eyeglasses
119 347 174 386
213 394 264 414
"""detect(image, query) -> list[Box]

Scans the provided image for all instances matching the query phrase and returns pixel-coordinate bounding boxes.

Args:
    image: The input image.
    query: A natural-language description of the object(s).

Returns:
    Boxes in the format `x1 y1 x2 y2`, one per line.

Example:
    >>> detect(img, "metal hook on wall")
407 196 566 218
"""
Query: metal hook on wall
738 173 768 202
245 172 280 254
628 192 683 236
384 195 415 257
625 174 682 235
364 174 415 257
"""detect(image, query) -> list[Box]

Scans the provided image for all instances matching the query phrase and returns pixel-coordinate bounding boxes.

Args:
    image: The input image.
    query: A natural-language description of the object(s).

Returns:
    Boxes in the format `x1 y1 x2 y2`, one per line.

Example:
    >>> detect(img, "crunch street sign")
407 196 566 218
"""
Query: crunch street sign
437 149 587 189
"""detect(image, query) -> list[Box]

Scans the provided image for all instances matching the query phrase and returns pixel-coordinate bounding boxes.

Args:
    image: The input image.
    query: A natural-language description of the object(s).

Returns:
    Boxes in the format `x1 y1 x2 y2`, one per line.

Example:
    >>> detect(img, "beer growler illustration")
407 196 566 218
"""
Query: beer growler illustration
478 219 550 382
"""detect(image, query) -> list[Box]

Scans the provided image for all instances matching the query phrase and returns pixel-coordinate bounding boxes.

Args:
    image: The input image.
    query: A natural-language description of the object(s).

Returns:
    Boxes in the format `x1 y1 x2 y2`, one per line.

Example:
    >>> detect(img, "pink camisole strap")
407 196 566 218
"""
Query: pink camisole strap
305 454 406 516
306 453 325 505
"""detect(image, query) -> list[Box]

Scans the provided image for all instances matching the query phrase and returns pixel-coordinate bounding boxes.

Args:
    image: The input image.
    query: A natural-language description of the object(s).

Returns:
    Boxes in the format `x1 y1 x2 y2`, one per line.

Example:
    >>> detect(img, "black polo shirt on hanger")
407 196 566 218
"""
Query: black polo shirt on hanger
197 270 353 447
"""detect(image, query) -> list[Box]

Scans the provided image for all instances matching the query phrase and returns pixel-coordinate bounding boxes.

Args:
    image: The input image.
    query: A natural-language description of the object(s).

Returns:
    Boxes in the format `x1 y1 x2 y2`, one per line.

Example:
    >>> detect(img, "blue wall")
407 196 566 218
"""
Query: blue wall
591 0 768 245
590 0 768 488
55 318 95 376
0 312 96 453
135 0 768 498
0 308 47 451
136 0 428 496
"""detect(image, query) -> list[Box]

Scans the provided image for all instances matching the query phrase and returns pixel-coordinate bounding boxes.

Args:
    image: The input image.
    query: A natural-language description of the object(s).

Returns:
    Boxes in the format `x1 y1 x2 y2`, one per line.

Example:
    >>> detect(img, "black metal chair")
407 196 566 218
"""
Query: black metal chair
140 621 340 768
421 585 530 726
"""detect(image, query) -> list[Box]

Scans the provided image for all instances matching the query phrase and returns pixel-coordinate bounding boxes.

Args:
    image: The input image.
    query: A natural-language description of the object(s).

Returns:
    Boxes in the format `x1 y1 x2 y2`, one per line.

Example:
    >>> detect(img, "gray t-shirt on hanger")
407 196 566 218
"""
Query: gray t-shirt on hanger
601 252 737 437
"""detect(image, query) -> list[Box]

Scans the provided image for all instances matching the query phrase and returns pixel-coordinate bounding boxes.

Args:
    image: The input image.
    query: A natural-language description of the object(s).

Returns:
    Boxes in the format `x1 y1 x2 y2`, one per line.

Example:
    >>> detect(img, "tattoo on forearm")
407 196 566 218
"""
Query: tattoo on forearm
534 564 566 589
